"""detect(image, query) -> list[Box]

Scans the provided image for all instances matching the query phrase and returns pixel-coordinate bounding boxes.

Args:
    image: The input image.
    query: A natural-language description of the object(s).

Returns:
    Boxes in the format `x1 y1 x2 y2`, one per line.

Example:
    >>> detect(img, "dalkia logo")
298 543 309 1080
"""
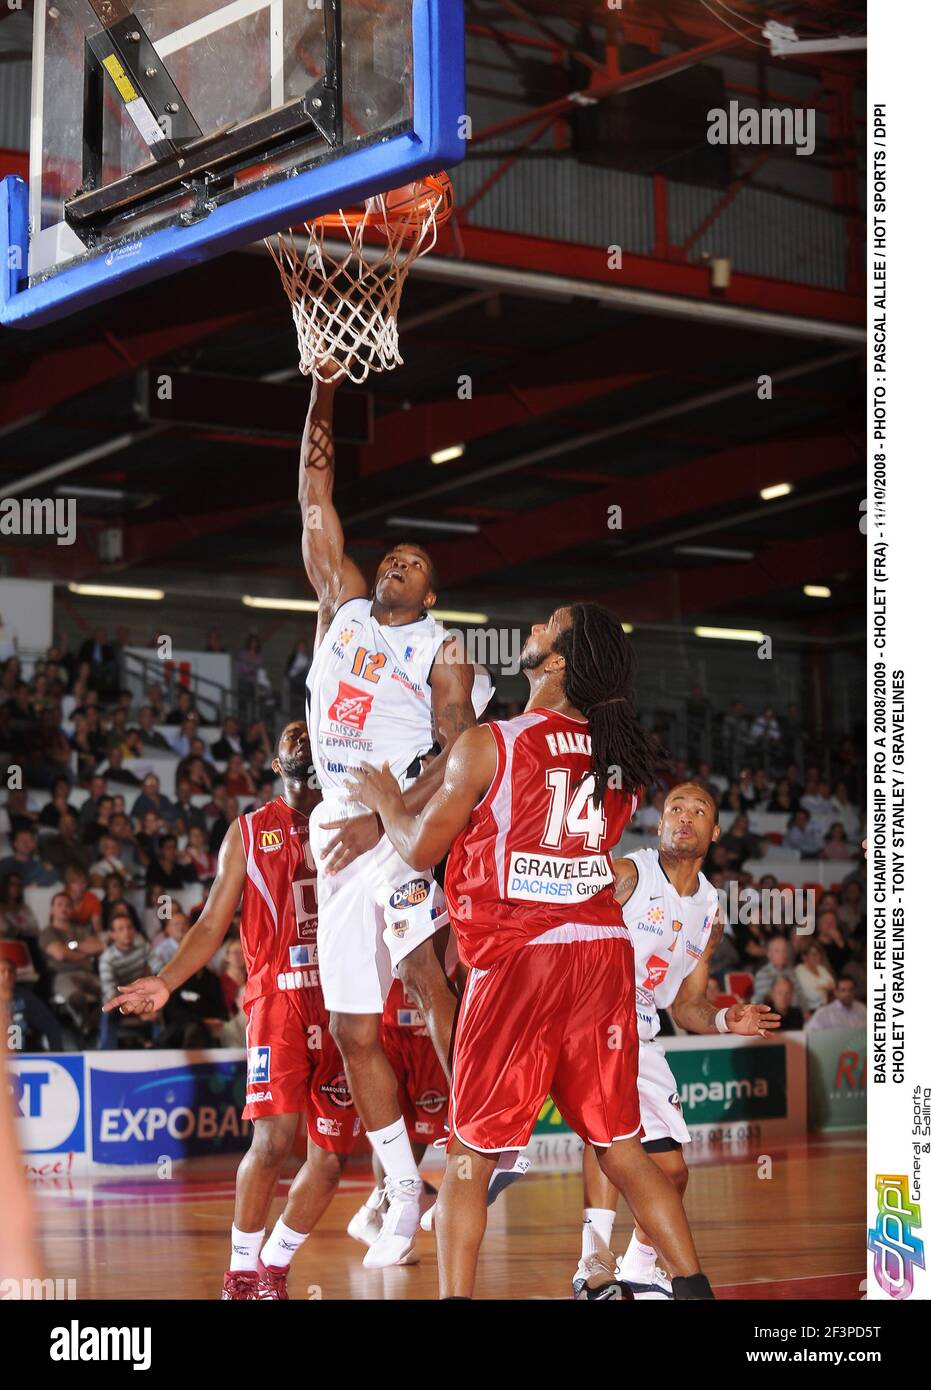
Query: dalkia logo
49 1320 152 1369
867 1175 926 1298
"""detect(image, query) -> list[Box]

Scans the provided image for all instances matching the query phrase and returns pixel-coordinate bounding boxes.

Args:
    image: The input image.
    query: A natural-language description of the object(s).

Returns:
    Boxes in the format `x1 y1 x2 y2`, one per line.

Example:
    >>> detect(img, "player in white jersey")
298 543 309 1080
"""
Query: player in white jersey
573 781 781 1300
298 372 486 1267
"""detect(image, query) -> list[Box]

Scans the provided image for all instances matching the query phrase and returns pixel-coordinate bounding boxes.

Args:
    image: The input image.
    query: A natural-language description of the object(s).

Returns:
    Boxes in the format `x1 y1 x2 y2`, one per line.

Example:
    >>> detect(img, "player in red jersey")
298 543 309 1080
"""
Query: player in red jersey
105 721 360 1300
346 974 449 1251
348 603 714 1299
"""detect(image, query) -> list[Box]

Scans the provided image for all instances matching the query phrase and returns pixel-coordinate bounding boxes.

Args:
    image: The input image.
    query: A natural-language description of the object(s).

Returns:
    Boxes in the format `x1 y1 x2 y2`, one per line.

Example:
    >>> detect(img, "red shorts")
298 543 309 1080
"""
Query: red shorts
243 990 361 1154
450 933 641 1152
381 1023 449 1143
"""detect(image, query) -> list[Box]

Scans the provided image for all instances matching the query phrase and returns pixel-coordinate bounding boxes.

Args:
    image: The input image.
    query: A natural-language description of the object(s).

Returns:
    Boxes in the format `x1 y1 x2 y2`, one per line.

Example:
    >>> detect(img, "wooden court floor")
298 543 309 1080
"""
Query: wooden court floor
33 1132 865 1301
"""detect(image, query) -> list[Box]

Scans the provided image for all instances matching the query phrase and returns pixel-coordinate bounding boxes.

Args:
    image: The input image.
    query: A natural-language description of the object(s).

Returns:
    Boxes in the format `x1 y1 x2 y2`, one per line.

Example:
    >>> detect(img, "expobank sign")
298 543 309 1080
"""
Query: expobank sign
12 1051 253 1172
90 1058 248 1164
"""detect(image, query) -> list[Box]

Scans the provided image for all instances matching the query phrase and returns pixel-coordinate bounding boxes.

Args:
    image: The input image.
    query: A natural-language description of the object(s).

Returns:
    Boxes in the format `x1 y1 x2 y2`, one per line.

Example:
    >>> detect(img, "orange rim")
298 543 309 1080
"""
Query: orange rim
310 171 453 232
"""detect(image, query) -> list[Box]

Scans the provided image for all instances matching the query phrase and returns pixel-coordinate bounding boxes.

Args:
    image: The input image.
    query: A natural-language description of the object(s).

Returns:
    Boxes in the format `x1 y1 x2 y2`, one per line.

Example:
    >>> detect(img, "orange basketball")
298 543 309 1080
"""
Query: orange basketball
366 172 454 234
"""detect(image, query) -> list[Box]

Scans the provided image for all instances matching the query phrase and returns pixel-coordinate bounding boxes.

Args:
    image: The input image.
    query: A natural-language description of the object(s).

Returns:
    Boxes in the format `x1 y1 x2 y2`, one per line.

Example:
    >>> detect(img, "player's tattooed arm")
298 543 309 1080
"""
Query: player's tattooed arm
298 376 366 647
670 916 781 1038
347 726 496 869
103 822 247 1017
612 857 639 908
402 641 477 816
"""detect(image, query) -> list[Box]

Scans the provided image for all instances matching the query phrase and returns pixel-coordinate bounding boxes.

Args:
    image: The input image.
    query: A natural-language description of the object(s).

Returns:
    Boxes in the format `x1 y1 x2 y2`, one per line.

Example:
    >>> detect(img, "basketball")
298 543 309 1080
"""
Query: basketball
366 173 454 236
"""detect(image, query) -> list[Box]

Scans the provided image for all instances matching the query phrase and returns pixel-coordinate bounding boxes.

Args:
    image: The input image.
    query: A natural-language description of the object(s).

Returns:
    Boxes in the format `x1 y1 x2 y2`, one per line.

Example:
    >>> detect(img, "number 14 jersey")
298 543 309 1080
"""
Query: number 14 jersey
446 709 638 970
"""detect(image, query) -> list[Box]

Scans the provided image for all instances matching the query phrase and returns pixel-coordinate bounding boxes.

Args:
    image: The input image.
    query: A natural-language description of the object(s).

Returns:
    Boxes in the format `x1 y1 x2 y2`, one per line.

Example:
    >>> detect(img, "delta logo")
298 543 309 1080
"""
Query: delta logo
328 682 374 731
390 879 429 910
258 829 283 853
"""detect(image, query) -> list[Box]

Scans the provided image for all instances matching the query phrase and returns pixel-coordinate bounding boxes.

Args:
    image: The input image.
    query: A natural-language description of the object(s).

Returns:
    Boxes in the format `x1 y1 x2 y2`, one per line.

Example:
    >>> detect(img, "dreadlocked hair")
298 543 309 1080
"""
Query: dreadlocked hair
553 602 669 807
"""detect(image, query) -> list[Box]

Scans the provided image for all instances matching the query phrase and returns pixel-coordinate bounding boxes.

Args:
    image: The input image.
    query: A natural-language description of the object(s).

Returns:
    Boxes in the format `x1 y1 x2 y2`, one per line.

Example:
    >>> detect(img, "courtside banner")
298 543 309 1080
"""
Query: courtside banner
87 1050 248 1166
529 1033 806 1168
10 1053 86 1176
807 1028 867 1132
868 4 929 1302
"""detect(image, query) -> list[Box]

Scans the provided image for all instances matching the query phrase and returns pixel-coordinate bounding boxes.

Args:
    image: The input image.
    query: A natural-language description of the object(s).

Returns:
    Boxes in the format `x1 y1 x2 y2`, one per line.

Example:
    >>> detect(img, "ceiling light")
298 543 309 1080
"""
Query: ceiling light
430 444 465 466
387 516 479 535
242 596 320 613
803 585 831 599
68 583 164 601
55 484 127 501
675 545 755 561
760 482 793 501
694 626 766 643
432 609 489 624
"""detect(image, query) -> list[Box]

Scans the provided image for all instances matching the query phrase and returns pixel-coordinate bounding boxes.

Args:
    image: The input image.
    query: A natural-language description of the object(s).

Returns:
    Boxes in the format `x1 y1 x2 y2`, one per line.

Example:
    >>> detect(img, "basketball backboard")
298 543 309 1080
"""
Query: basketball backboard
0 0 465 328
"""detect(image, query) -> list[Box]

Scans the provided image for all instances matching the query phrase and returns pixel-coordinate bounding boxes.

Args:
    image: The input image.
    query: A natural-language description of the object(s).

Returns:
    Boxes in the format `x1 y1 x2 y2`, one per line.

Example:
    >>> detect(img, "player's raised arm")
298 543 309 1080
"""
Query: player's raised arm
298 374 367 647
346 724 497 870
103 821 247 1017
670 917 781 1038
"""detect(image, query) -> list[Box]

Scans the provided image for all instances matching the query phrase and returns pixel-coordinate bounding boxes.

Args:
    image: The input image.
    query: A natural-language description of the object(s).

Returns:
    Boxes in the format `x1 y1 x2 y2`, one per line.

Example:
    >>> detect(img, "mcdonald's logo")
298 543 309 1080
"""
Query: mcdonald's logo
259 829 284 853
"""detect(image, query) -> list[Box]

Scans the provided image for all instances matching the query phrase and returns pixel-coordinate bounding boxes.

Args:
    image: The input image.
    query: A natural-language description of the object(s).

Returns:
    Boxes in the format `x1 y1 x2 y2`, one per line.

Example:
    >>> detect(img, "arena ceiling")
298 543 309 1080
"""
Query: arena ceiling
0 0 867 634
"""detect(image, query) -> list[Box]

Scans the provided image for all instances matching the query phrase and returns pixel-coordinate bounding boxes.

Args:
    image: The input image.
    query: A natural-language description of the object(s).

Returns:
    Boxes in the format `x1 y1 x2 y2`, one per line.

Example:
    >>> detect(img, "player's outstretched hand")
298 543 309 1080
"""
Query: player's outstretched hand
726 1003 782 1038
319 811 382 876
344 761 403 814
103 976 170 1017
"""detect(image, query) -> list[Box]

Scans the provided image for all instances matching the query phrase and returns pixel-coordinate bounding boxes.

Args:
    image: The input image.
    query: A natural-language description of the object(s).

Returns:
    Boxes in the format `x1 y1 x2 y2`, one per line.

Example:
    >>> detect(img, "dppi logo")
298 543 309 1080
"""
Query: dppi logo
867 1175 925 1298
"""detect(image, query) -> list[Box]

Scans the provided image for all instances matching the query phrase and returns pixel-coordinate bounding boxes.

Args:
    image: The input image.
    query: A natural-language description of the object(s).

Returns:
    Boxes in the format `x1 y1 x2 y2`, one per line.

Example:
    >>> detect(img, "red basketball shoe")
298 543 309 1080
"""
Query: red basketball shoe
256 1259 290 1300
221 1270 259 1300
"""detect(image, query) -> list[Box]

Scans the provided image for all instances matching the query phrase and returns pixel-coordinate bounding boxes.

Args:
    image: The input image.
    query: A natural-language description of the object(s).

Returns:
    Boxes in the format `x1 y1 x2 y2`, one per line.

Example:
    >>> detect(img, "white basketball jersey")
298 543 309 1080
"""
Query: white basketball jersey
307 598 493 794
622 847 719 1041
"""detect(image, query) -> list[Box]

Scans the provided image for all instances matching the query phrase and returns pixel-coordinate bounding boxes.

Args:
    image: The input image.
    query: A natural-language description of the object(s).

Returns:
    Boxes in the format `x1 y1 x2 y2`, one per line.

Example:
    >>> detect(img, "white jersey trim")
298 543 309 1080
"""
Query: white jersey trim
242 810 279 930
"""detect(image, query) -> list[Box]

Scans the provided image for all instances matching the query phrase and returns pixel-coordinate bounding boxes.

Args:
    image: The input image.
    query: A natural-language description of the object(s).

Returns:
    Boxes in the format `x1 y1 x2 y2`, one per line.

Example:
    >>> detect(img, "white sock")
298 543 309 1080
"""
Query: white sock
581 1207 616 1259
367 1119 421 1185
621 1232 657 1278
230 1225 264 1272
261 1218 309 1270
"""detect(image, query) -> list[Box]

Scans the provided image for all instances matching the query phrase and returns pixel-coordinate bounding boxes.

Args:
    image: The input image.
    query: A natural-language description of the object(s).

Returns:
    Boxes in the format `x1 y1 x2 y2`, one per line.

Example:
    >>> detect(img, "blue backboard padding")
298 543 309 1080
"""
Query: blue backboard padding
1 0 466 329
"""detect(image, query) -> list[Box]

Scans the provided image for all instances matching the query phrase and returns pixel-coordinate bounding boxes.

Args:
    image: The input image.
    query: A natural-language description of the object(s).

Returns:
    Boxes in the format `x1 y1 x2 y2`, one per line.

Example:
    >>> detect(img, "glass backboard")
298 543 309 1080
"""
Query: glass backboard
1 0 465 327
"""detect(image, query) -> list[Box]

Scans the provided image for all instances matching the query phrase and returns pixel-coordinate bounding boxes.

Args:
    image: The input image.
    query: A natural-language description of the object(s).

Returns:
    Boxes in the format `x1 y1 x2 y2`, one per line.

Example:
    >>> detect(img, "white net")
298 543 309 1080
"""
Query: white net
266 175 452 385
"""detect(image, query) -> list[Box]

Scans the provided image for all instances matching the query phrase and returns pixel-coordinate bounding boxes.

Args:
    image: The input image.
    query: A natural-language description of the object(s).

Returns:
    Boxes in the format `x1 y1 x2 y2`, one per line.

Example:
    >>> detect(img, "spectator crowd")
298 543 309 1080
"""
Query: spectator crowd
1 633 866 1053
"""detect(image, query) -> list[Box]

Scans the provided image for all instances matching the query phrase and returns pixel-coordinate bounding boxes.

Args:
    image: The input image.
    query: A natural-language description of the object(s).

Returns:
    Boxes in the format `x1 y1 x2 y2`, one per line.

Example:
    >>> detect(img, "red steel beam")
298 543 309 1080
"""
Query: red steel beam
589 529 859 622
472 32 745 145
448 225 866 327
424 436 862 589
357 367 663 479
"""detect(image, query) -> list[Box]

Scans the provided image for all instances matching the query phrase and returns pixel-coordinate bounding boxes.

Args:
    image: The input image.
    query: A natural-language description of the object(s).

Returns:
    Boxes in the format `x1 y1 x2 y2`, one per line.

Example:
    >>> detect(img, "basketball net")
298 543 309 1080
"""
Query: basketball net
266 173 453 386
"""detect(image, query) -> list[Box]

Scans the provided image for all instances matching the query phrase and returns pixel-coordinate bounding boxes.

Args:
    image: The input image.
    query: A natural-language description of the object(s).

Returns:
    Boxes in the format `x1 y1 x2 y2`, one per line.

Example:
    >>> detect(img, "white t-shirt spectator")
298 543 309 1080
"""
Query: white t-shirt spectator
806 997 868 1030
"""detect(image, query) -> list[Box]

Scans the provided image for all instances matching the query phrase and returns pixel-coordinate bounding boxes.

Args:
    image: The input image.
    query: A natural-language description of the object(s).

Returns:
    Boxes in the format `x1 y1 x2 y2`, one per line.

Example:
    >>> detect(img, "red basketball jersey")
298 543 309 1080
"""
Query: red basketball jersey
446 709 638 969
239 797 320 1008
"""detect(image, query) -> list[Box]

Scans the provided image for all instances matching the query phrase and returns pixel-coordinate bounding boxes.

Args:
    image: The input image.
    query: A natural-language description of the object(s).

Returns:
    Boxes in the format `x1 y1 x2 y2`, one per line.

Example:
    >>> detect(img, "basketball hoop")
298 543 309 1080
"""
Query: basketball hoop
267 172 454 385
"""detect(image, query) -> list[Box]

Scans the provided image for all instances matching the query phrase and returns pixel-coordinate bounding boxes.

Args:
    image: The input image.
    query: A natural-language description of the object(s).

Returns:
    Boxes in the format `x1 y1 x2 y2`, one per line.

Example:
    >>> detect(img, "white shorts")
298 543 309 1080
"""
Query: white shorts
309 798 448 1014
637 1039 691 1146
